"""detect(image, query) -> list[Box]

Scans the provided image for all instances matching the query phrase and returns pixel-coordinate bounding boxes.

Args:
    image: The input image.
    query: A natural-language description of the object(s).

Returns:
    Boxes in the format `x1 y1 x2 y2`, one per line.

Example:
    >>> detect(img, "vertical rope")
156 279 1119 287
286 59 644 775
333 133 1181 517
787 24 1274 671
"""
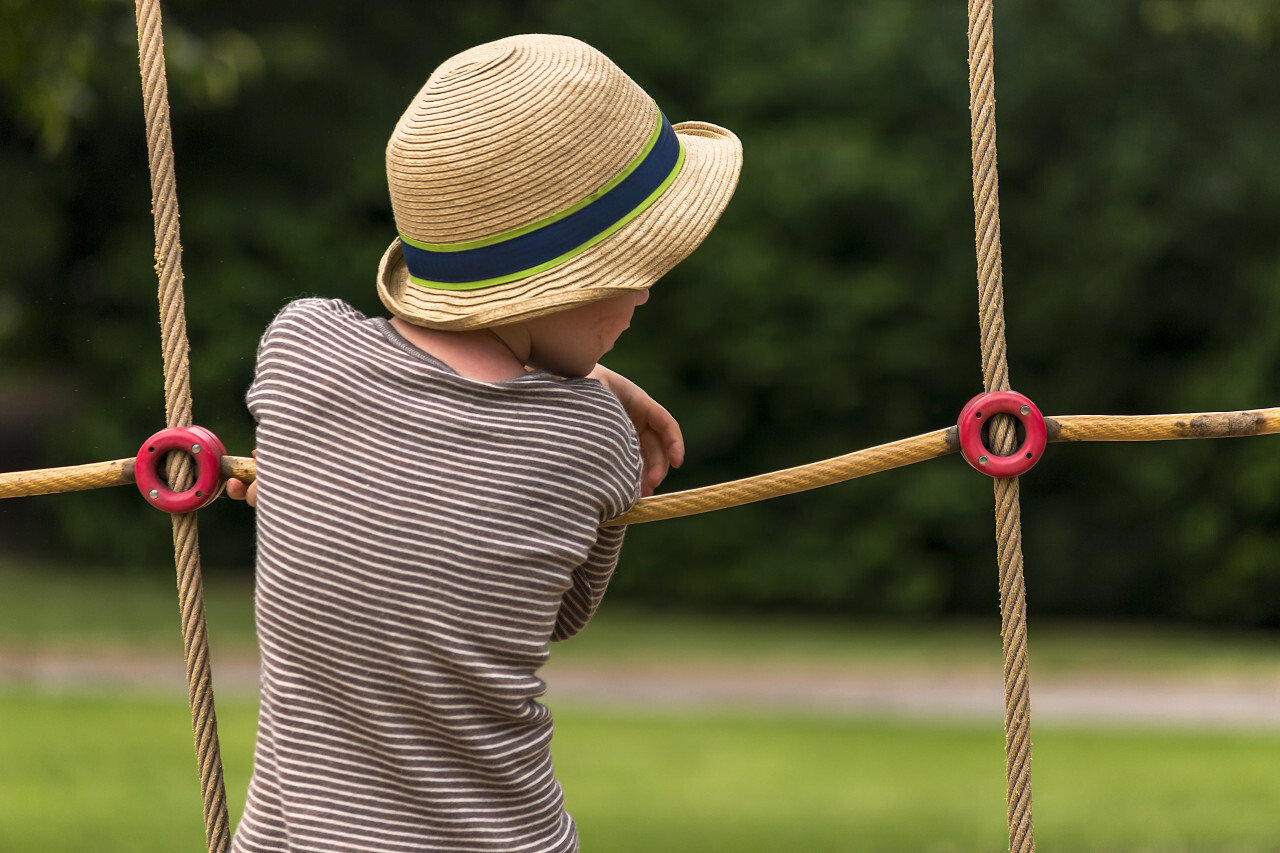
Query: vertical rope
966 2 1035 852
134 1 230 850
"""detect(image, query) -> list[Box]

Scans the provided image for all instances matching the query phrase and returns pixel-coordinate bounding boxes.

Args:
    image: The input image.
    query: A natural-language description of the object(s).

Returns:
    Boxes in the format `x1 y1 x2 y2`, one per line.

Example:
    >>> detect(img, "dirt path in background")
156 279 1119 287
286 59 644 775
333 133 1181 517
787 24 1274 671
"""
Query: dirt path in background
2 648 1277 728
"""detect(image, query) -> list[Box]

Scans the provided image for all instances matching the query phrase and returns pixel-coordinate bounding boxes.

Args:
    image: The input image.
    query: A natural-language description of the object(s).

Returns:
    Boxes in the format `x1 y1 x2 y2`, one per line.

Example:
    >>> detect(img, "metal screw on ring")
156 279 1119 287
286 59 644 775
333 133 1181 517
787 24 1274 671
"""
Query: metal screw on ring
191 444 202 454
978 455 989 466
149 489 160 499
1020 405 1030 416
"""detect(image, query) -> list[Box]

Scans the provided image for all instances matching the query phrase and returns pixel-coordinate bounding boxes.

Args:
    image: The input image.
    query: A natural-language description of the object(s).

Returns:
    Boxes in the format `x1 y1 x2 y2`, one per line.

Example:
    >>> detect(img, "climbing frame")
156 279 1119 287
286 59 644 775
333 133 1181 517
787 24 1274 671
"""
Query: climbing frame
1 1 1278 852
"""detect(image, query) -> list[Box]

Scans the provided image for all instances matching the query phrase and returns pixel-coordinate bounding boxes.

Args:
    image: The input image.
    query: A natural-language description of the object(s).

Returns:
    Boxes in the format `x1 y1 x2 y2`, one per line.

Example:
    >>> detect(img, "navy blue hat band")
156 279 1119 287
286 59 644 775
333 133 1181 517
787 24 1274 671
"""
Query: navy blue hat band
398 111 684 290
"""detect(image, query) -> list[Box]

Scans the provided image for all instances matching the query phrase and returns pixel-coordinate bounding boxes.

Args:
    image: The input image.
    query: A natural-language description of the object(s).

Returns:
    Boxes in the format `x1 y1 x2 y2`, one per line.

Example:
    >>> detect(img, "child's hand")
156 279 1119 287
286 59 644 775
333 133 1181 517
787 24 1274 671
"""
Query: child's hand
226 450 259 507
588 365 684 497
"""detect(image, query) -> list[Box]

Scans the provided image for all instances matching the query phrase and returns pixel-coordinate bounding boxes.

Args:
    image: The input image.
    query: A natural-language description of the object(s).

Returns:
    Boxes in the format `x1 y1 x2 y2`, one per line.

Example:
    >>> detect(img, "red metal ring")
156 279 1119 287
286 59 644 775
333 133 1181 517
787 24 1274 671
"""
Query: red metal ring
134 426 228 513
957 391 1047 478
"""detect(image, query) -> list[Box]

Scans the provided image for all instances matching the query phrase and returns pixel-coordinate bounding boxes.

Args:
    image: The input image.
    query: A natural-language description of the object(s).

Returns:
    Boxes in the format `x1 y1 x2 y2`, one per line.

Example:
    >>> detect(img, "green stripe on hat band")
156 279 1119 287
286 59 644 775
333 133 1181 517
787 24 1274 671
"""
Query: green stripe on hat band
404 142 685 291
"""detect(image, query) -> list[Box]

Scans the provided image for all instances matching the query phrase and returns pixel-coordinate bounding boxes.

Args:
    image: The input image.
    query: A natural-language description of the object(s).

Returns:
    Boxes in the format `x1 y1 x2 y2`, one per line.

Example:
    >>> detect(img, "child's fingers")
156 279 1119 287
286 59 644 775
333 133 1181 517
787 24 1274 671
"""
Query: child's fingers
632 398 682 472
226 477 259 508
650 407 684 470
638 429 669 497
226 449 260 506
665 429 685 469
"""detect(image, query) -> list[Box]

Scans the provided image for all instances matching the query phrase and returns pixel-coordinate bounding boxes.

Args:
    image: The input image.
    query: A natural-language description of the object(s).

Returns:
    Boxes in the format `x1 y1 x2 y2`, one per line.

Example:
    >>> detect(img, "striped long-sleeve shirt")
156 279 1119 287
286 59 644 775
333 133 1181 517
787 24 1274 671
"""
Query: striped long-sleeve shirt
231 298 641 853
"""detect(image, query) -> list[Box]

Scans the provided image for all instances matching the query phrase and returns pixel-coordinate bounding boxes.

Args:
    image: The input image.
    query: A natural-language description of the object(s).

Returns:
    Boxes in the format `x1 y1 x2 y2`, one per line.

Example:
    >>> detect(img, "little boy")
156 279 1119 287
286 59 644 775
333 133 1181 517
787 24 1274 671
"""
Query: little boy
228 33 741 853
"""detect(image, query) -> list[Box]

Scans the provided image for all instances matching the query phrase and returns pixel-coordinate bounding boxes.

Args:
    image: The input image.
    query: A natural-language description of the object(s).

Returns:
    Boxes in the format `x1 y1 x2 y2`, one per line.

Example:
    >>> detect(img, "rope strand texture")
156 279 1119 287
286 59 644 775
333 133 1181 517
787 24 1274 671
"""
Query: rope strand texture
967 1 1035 850
134 1 229 850
3 407 1276 507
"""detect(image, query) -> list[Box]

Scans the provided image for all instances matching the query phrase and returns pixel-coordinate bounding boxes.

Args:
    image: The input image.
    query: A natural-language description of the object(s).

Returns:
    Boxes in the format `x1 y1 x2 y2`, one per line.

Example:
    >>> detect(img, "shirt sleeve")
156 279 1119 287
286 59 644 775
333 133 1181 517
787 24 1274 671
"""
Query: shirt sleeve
550 523 628 642
246 299 343 422
246 300 309 421
549 380 641 642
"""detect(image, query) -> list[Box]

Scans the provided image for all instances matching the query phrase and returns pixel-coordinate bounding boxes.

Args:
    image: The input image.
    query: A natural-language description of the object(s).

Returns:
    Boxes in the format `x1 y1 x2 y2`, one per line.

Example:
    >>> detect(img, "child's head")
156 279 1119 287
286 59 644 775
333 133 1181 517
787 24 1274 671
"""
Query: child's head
376 34 742 334
494 288 649 378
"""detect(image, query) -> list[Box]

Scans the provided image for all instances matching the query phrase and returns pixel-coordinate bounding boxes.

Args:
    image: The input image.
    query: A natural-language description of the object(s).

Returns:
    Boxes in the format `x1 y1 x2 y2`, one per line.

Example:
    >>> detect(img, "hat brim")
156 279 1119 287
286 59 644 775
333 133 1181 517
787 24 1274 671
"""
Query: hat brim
377 121 743 330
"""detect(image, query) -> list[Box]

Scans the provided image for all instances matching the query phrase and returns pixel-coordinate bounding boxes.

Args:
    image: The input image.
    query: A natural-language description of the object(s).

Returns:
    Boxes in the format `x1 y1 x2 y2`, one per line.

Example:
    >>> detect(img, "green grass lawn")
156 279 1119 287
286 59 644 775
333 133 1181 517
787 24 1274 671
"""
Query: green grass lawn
4 558 1280 852
1 690 1279 853
0 560 258 657
5 557 1280 683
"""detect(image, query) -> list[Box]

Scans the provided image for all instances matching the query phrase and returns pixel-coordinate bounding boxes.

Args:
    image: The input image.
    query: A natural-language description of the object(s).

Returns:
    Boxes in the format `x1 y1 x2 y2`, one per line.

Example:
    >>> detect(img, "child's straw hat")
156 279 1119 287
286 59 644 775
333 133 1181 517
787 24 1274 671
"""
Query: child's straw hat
377 34 743 330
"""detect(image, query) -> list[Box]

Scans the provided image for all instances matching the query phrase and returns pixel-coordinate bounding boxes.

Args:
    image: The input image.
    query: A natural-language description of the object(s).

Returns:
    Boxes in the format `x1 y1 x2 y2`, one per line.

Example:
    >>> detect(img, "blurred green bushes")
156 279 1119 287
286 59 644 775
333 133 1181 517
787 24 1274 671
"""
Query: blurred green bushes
2 0 1279 625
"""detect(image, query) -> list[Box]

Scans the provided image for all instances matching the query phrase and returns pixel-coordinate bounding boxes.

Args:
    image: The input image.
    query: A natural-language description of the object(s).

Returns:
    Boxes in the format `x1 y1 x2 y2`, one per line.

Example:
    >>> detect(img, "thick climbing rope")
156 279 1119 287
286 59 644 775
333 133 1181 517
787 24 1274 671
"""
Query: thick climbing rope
133 0 230 850
3 408 1279 513
612 408 1280 523
967 1 1034 850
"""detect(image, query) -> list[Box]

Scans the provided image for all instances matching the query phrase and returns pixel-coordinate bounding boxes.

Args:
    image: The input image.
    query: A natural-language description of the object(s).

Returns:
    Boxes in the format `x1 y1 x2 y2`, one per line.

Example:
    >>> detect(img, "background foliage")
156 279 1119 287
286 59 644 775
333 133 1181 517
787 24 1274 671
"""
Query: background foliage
2 0 1279 625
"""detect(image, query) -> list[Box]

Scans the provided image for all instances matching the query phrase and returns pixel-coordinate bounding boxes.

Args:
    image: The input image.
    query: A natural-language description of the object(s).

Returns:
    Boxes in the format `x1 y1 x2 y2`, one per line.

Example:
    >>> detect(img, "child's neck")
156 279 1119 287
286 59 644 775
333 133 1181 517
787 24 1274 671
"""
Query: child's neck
390 317 529 382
